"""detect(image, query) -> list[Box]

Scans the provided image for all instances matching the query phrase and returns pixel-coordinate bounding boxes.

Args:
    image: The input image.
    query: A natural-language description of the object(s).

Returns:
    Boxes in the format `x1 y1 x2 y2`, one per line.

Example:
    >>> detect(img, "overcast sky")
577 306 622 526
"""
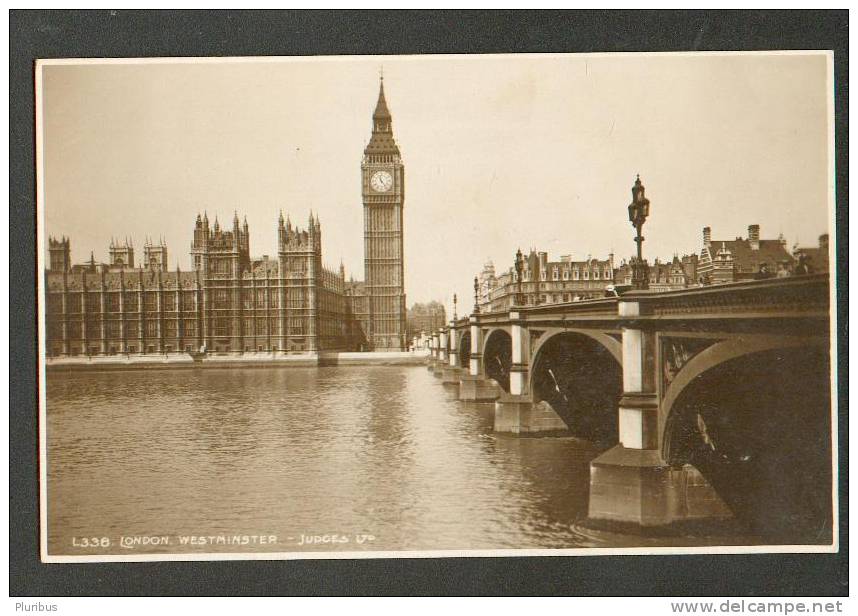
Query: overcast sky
41 52 831 312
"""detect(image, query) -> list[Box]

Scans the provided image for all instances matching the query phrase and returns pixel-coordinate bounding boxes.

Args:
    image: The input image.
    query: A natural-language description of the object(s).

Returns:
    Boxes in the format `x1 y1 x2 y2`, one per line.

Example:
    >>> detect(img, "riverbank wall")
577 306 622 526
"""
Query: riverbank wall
45 349 431 371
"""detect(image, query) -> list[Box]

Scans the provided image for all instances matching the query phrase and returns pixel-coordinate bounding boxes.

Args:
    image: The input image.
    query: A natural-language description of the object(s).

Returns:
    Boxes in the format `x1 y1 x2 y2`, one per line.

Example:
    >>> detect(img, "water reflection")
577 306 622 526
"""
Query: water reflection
47 366 749 555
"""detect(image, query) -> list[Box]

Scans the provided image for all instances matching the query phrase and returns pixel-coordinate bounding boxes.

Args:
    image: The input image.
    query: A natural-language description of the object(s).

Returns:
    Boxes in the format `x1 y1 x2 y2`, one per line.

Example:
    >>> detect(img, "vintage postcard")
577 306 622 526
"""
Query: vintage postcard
36 52 837 562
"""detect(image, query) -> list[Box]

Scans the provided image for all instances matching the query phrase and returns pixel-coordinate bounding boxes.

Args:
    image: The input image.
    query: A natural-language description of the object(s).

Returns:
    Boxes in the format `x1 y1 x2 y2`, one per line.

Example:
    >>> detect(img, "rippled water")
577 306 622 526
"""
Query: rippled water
46 366 750 556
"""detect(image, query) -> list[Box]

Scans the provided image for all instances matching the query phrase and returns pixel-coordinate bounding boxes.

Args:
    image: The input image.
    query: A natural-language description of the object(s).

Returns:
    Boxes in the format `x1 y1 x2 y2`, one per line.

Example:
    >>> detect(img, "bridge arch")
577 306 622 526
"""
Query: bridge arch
482 328 512 392
661 334 827 441
529 329 622 443
528 328 622 369
663 336 831 541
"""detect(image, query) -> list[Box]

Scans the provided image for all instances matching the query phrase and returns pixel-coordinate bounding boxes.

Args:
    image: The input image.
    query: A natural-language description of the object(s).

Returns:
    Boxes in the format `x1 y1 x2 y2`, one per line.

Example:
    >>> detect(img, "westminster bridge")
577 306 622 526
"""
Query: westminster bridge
422 274 832 537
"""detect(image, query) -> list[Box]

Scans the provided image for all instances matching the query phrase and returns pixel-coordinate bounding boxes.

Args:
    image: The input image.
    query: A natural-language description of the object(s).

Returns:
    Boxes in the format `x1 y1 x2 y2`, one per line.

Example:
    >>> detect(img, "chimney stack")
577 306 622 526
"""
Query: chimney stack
703 226 712 249
748 224 760 250
819 233 829 251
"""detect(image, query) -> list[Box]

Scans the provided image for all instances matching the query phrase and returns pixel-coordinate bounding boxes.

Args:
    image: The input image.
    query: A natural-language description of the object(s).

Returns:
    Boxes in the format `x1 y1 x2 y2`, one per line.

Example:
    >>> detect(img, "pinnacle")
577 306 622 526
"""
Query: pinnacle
373 76 391 120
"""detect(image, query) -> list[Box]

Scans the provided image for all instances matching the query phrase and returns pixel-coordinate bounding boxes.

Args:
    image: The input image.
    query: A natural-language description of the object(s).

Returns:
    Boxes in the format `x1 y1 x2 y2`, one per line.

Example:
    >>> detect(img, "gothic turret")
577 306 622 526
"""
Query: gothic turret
109 237 135 269
144 237 168 272
48 235 71 272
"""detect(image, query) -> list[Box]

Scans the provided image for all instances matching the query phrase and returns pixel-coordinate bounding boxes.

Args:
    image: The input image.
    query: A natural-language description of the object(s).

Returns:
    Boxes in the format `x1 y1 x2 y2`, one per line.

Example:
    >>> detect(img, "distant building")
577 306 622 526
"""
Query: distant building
697 224 794 284
614 254 699 291
477 250 615 313
406 302 447 339
477 260 496 307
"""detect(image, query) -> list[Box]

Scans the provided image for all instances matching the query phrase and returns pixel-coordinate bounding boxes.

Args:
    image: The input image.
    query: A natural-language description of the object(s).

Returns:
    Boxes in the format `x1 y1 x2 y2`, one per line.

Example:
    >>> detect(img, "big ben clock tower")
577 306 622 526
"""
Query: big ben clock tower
362 75 407 351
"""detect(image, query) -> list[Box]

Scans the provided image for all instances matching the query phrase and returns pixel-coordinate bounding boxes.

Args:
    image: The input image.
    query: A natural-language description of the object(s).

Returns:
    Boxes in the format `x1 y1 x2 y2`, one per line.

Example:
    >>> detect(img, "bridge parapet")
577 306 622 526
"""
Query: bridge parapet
521 296 620 318
619 273 829 320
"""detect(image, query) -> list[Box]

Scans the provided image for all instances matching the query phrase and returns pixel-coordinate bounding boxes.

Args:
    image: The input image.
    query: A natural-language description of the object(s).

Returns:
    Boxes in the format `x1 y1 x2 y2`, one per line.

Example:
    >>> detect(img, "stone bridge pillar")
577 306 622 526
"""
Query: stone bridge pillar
588 296 730 528
442 322 465 385
459 316 500 401
509 312 527 395
468 318 481 377
617 305 659 449
448 323 459 368
427 332 438 371
432 329 447 377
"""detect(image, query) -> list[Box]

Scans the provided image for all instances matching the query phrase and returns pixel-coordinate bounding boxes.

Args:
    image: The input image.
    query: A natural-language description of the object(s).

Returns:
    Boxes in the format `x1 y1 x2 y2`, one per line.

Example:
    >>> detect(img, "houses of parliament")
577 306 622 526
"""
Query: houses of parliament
44 78 408 358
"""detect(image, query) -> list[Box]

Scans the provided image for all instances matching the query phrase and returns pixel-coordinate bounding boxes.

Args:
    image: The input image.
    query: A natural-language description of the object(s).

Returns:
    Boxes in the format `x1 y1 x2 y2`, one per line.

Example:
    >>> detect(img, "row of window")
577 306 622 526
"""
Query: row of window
485 292 602 308
46 290 307 313
48 292 199 313
51 318 353 340
516 268 613 282
50 340 316 357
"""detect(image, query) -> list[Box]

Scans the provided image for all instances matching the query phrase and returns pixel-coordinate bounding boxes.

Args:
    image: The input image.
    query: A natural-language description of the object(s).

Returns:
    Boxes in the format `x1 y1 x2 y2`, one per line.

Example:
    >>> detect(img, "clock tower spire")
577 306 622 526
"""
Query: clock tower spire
364 75 400 158
361 75 406 351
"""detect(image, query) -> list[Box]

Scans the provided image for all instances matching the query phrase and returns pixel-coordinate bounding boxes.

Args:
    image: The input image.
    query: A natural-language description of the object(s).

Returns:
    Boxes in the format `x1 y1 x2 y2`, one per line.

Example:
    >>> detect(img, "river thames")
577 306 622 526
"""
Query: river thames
46 365 756 556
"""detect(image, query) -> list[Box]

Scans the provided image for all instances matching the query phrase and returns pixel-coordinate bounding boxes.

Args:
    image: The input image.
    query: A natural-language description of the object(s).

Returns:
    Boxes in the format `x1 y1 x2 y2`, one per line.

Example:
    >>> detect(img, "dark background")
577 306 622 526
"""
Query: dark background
10 10 848 596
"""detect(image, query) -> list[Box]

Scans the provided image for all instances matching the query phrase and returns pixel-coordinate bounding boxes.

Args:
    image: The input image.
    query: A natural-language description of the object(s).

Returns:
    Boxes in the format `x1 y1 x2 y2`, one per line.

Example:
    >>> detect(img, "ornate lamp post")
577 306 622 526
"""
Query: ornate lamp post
628 174 651 290
473 276 480 314
514 248 524 307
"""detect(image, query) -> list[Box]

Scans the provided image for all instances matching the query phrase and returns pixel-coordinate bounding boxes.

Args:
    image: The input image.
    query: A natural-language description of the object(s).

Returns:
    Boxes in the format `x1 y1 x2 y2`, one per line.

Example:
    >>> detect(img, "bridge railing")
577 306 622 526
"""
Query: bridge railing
622 272 830 319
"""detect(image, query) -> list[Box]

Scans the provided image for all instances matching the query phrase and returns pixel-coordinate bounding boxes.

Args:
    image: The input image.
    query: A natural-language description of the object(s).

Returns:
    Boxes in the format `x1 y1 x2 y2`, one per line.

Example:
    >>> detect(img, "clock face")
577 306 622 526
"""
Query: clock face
370 170 394 193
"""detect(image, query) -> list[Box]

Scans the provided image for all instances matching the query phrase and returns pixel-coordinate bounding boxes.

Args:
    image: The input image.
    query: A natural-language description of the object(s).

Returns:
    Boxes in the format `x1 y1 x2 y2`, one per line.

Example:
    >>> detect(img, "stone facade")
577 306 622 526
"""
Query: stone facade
44 213 362 358
614 254 699 291
478 251 616 313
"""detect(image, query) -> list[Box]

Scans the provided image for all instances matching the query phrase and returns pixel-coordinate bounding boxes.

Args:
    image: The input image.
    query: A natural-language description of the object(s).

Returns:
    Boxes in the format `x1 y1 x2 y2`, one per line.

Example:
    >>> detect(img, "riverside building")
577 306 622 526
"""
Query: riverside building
44 78 410 358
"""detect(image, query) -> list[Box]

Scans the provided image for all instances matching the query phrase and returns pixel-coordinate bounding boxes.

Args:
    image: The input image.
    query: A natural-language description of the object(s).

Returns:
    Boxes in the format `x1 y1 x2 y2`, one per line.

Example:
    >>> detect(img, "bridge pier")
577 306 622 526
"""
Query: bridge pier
427 332 441 375
432 329 447 377
441 322 465 385
494 394 568 434
459 317 501 401
426 333 437 370
588 300 730 527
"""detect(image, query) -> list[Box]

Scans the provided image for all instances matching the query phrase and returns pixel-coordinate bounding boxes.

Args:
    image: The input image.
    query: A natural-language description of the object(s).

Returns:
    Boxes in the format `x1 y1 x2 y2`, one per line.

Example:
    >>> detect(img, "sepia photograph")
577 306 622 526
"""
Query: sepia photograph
35 50 836 563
